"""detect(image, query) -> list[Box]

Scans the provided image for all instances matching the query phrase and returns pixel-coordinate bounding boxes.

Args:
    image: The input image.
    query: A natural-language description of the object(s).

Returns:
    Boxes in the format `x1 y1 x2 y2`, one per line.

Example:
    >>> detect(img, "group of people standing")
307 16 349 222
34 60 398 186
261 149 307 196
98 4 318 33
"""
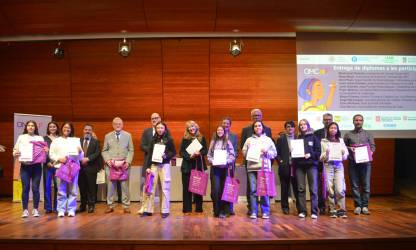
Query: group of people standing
12 109 375 220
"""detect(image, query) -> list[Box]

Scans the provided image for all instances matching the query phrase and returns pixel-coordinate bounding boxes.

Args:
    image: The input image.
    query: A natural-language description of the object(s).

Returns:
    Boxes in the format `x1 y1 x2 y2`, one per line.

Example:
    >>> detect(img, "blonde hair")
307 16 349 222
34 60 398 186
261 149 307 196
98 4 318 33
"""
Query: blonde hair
184 120 203 140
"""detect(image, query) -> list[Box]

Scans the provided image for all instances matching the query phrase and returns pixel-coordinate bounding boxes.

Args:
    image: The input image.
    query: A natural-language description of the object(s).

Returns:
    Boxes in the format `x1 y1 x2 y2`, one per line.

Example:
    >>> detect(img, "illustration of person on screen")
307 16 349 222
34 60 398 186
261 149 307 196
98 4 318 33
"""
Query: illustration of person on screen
298 78 336 111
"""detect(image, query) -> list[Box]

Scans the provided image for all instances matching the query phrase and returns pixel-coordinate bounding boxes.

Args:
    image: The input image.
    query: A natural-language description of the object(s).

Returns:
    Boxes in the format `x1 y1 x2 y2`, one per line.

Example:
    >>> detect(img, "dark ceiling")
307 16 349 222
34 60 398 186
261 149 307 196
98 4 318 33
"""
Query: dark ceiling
0 0 415 40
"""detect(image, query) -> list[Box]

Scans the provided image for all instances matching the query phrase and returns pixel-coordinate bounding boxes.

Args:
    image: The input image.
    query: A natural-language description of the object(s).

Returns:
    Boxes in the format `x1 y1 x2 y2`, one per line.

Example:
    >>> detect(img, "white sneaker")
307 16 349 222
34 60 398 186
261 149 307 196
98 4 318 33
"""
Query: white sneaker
22 209 29 218
58 212 65 217
250 213 257 219
68 212 75 217
262 213 270 219
32 209 40 217
311 214 318 219
298 213 306 218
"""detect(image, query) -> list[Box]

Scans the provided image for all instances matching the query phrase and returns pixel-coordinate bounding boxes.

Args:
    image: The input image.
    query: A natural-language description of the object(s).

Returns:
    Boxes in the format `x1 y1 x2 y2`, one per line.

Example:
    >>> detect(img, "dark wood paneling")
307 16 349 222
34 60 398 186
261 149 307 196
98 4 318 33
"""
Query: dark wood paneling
210 38 297 123
162 39 210 122
353 0 416 31
0 0 147 35
145 0 216 32
1 0 416 36
0 42 73 122
70 39 163 121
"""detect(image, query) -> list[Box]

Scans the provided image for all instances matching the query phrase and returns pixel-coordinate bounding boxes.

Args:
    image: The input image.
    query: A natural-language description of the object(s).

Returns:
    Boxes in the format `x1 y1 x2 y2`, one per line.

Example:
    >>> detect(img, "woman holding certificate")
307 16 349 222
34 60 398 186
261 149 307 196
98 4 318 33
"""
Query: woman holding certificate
294 119 321 219
43 121 60 214
49 122 84 217
320 122 348 218
179 120 208 214
139 121 176 218
242 121 277 219
207 125 235 218
13 120 47 218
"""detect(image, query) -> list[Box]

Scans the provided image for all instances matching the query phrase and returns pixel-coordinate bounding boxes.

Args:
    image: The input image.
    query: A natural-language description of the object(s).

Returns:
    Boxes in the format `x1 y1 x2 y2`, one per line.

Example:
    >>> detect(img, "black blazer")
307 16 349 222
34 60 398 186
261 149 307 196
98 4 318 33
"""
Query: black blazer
179 137 208 174
140 127 171 176
146 135 176 169
80 137 102 173
276 134 291 167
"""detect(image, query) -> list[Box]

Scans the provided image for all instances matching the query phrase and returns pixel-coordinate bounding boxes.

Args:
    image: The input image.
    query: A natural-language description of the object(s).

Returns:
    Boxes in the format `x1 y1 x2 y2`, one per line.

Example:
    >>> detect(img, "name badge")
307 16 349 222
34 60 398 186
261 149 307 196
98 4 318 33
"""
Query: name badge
308 141 313 146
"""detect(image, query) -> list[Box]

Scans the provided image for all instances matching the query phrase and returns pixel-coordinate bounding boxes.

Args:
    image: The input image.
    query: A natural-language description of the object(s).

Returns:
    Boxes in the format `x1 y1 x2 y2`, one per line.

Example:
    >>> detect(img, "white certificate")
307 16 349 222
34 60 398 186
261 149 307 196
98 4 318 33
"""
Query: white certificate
213 149 227 166
354 146 370 163
19 143 33 162
186 139 203 155
290 139 305 158
152 144 166 163
67 137 80 156
328 142 342 161
246 142 261 163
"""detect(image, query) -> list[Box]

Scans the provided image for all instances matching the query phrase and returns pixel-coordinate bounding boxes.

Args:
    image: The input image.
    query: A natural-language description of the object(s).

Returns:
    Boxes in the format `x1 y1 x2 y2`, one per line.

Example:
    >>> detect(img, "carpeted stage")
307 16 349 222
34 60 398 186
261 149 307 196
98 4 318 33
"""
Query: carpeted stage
0 196 415 250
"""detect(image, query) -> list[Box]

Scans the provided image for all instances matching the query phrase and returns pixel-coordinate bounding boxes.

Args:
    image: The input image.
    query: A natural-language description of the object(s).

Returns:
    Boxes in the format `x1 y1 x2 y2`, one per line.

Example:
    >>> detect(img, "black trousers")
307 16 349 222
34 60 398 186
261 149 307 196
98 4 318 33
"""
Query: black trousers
182 172 203 213
279 164 300 212
211 167 230 216
78 168 97 207
317 164 326 211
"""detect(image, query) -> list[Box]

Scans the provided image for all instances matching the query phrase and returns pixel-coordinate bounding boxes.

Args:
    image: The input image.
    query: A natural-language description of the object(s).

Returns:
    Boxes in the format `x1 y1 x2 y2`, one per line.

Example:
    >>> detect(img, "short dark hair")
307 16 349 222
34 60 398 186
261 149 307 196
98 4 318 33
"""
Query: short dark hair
84 123 94 129
222 116 232 125
61 122 75 137
23 120 39 135
353 114 364 121
284 121 295 128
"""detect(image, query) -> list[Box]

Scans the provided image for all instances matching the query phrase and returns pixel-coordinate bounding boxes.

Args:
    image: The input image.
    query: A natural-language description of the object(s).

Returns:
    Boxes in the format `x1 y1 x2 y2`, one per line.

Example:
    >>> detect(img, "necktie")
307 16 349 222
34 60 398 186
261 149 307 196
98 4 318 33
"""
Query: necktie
83 138 89 156
116 132 120 141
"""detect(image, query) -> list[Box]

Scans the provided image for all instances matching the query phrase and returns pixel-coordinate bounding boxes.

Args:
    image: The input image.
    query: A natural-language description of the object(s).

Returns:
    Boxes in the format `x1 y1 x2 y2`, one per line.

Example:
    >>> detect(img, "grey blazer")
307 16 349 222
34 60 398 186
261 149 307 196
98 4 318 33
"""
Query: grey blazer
102 130 134 165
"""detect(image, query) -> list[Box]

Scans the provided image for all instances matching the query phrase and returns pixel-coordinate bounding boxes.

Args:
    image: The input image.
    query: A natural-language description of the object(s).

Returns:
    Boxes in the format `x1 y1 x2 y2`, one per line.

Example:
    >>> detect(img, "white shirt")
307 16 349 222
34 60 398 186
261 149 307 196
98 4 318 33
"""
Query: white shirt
49 137 84 168
13 134 44 157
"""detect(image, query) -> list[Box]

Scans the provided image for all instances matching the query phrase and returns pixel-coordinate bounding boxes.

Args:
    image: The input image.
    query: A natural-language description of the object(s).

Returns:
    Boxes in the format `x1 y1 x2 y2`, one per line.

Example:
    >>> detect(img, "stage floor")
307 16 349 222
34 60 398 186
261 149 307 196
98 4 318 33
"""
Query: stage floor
0 196 416 249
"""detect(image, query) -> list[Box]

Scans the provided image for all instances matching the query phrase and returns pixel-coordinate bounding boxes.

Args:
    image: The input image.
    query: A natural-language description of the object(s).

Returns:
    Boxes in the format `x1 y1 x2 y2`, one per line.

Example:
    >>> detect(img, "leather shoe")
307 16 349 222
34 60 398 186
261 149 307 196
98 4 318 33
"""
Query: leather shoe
123 208 131 214
105 207 114 213
282 208 290 215
161 213 169 218
140 212 152 217
76 206 86 213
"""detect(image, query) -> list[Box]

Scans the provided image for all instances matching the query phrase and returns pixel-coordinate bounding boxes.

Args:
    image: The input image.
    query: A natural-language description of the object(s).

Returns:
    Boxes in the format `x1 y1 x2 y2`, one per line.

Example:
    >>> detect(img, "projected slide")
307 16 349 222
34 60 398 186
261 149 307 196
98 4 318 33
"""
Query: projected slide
297 55 416 132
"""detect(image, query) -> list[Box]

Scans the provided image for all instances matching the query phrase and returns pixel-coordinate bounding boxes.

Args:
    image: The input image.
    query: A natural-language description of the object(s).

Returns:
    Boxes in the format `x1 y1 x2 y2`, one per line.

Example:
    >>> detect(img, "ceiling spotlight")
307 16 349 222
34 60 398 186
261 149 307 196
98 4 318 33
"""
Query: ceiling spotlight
53 42 64 59
229 39 243 57
118 38 131 57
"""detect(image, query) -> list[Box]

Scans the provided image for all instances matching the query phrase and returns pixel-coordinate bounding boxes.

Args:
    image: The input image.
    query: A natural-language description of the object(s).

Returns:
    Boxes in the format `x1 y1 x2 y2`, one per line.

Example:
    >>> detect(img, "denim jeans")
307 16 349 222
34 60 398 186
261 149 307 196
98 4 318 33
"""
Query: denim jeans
20 164 42 210
325 164 346 211
43 165 57 212
296 165 318 215
57 172 79 214
248 171 270 216
348 162 371 208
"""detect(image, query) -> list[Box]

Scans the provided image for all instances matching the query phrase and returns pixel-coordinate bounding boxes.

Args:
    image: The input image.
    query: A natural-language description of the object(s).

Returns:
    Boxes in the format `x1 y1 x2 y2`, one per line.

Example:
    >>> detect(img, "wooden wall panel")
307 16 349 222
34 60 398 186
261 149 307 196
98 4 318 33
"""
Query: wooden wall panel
210 38 297 123
162 39 210 122
70 39 163 121
0 42 73 122
145 0 216 32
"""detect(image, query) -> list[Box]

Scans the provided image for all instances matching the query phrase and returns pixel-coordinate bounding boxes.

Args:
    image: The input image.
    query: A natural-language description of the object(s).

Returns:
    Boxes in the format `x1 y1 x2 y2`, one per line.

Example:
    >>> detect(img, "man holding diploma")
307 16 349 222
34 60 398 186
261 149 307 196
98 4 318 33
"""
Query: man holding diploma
344 114 376 215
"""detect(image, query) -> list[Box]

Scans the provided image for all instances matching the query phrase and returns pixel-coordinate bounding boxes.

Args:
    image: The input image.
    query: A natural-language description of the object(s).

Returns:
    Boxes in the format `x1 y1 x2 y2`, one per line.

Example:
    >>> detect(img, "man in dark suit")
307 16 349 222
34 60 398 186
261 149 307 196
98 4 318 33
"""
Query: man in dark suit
313 113 335 215
78 124 102 213
276 121 300 215
240 108 273 215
